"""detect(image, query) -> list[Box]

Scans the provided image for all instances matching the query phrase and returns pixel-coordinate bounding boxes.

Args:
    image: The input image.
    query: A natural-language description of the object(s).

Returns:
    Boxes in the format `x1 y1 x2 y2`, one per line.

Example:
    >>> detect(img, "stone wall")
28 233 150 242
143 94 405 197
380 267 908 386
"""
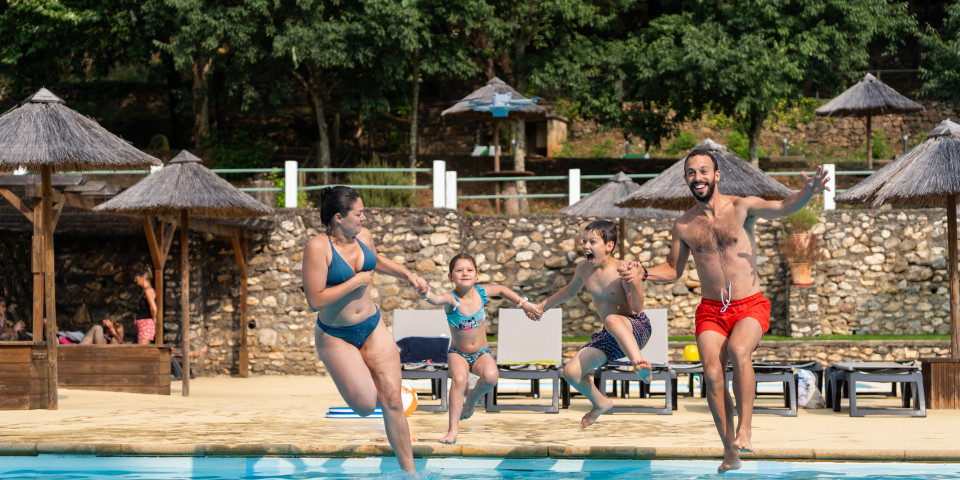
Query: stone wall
0 206 954 376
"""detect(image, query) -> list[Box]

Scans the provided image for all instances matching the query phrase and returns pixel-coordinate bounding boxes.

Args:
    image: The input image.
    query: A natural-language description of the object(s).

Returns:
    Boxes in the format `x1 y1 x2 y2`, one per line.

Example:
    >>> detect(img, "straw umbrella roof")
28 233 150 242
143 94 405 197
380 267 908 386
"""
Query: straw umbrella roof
441 77 546 122
815 73 923 117
560 172 678 219
93 150 273 217
616 139 793 210
0 88 161 172
836 119 960 207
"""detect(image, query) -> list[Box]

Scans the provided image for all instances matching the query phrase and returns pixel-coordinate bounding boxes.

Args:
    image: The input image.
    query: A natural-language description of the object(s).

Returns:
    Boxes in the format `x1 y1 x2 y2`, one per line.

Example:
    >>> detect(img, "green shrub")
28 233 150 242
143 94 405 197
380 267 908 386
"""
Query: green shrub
345 155 417 208
664 131 697 155
727 129 768 159
269 171 310 208
206 129 275 179
871 130 894 160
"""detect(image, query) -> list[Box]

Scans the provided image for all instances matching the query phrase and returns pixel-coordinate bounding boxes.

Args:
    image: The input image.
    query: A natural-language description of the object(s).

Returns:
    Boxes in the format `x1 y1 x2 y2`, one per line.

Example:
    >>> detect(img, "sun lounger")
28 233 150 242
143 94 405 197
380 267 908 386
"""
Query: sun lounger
392 310 451 412
724 361 802 416
826 361 926 417
591 309 675 415
484 308 562 414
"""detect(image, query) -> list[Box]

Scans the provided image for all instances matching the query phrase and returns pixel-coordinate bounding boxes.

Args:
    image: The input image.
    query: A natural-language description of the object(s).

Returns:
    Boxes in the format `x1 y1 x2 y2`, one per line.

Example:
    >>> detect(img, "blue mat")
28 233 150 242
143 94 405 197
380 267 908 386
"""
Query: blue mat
325 407 382 419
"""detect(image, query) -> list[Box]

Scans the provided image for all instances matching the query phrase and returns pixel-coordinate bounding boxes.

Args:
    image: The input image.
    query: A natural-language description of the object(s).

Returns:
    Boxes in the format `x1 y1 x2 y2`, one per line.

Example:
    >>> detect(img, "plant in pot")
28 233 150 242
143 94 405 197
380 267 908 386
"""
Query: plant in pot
779 201 823 286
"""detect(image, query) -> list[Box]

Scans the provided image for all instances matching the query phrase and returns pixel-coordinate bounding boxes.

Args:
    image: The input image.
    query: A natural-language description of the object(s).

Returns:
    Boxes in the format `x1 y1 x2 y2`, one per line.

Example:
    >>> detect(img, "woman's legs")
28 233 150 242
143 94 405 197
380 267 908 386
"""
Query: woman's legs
359 322 415 473
79 325 107 345
440 354 470 444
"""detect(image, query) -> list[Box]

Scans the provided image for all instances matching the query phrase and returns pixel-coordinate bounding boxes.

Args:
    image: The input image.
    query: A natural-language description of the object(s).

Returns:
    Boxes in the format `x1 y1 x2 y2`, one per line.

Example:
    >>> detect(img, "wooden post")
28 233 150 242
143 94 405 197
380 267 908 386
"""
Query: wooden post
41 168 58 409
865 115 873 170
618 217 626 260
493 119 501 214
949 194 959 358
31 201 43 342
231 234 249 377
180 211 191 396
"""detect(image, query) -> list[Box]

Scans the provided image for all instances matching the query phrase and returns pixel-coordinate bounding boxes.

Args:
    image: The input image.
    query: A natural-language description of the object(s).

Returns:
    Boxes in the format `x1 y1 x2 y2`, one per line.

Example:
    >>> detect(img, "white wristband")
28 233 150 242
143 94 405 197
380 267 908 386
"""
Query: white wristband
517 297 528 307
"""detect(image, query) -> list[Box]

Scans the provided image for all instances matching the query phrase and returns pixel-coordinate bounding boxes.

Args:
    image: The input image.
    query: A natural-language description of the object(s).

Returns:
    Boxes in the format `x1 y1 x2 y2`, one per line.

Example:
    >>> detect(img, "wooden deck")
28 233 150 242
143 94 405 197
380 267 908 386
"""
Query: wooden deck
57 344 172 395
0 342 53 409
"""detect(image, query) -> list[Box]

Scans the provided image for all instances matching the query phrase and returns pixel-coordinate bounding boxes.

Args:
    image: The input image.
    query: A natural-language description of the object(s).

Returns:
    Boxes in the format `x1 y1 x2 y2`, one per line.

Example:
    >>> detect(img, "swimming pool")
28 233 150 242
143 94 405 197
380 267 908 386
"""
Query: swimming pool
1 456 959 479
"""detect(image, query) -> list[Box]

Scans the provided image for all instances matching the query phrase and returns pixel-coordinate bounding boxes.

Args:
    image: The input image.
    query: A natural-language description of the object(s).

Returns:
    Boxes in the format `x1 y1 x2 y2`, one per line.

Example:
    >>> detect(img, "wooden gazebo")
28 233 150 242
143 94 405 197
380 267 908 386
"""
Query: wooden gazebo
95 150 273 395
0 88 160 409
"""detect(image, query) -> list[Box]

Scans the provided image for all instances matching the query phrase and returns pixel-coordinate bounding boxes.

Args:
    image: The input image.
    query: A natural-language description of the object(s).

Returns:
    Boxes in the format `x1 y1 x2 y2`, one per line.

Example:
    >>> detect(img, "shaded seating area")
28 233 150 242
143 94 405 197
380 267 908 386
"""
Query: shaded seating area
485 308 563 413
392 309 451 412
826 361 926 417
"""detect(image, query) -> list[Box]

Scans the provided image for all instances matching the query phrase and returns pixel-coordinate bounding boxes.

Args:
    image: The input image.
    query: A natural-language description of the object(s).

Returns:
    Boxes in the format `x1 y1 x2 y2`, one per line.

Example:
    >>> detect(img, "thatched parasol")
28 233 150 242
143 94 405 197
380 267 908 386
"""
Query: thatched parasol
561 172 678 259
616 138 792 210
95 150 271 395
836 118 960 361
442 77 546 213
0 88 160 409
815 73 923 169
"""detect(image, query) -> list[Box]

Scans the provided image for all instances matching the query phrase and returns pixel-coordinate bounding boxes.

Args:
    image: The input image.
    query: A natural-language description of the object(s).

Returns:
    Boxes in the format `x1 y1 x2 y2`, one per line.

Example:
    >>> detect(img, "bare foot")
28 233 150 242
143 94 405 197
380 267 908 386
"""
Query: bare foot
579 397 614 428
633 359 652 384
438 431 457 444
460 398 476 421
733 434 754 454
718 450 742 473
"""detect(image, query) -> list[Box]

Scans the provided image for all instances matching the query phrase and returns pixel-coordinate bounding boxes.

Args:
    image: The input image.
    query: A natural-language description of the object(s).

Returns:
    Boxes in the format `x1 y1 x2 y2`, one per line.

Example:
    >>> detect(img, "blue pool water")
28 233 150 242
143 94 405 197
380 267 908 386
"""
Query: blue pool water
1 456 958 479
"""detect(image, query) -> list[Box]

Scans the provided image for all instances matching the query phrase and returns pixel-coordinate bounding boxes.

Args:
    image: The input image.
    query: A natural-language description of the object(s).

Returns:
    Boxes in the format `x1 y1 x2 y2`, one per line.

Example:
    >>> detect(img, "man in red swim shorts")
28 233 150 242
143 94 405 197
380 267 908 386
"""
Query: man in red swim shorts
639 148 829 473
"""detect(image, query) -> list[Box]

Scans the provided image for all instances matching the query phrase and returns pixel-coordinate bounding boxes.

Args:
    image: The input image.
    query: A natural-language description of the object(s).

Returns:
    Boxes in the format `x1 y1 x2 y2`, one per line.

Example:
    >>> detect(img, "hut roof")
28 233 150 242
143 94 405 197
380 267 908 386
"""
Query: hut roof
0 88 161 172
560 172 678 218
93 150 273 217
835 118 960 208
441 77 546 122
616 139 793 210
815 73 923 117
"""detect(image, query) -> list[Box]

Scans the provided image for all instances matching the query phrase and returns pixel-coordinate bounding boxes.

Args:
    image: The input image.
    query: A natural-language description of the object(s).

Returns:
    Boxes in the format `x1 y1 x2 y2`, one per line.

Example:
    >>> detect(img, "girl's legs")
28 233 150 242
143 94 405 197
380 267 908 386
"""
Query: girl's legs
562 347 611 428
440 354 470 444
460 352 498 420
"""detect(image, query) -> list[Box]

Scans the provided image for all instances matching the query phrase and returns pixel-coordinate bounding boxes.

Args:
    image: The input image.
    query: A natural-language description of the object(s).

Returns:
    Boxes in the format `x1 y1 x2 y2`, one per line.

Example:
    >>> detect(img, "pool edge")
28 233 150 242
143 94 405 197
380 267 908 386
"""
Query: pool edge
1 443 958 462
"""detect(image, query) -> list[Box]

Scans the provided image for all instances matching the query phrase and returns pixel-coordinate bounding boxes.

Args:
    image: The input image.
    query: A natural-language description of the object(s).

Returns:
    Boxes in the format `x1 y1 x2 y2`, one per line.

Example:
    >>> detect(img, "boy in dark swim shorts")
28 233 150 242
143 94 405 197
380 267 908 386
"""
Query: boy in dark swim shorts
527 220 654 429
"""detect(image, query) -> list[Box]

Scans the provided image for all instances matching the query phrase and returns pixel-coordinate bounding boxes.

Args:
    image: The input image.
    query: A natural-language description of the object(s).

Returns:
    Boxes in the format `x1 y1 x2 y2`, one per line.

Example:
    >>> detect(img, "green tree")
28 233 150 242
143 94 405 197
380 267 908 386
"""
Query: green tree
919 1 960 101
628 0 915 165
142 0 265 148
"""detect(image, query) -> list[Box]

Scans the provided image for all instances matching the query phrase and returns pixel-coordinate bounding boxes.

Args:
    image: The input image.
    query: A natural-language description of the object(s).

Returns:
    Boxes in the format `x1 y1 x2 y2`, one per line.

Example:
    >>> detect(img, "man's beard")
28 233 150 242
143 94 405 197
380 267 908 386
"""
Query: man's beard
690 180 716 203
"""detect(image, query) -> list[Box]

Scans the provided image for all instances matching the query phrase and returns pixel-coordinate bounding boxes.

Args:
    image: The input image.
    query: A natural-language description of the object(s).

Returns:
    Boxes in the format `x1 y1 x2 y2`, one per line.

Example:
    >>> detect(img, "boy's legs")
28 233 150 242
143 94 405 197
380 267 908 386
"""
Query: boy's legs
562 347 611 428
602 314 652 380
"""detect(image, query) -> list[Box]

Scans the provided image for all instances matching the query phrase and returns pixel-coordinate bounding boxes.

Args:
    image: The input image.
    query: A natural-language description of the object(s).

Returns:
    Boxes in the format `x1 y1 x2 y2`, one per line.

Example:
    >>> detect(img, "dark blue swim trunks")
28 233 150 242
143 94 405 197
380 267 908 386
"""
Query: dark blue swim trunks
581 312 652 362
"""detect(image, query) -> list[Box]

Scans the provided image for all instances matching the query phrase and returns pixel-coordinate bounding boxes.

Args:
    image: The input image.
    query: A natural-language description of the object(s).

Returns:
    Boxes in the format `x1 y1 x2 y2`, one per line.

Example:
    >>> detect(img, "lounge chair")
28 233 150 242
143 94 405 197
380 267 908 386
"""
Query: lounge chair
591 309 676 415
826 361 926 417
724 361 802 416
484 308 562 413
392 309 451 412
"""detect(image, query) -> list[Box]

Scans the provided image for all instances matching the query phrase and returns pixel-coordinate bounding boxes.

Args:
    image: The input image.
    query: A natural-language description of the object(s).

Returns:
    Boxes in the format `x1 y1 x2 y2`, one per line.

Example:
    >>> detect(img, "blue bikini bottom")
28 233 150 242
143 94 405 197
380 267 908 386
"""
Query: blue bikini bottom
316 307 380 349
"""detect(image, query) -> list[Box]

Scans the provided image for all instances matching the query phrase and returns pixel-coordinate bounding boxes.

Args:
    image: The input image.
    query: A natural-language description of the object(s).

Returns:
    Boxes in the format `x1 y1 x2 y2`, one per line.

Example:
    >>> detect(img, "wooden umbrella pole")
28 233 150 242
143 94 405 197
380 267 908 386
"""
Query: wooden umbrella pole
619 217 626 260
950 195 959 358
866 115 873 170
180 211 191 396
231 234 250 377
41 168 58 409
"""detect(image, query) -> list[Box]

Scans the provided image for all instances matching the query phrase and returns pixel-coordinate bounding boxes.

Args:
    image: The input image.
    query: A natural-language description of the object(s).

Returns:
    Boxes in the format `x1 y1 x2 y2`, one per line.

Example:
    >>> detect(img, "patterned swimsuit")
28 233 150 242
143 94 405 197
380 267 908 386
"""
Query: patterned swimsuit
446 286 492 368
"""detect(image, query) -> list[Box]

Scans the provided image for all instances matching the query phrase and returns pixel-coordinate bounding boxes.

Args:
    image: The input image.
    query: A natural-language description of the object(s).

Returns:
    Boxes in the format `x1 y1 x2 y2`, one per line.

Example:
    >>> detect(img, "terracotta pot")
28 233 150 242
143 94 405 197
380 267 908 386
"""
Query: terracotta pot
790 262 813 286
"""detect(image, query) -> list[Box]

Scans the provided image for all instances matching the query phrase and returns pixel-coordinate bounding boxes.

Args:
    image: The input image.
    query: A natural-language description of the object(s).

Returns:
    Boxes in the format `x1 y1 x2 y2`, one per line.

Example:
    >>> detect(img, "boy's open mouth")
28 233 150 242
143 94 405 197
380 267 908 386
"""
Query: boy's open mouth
585 252 596 262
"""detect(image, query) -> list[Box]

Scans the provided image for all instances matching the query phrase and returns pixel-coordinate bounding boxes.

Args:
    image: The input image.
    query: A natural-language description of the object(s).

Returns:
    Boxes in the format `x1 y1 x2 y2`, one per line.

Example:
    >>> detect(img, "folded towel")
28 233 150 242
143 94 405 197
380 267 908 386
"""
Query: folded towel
396 336 449 364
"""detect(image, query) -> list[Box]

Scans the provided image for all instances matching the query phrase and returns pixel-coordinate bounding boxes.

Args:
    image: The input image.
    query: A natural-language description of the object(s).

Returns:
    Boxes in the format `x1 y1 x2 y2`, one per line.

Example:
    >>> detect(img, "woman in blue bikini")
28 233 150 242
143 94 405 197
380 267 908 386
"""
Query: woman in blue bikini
420 253 540 444
301 186 428 474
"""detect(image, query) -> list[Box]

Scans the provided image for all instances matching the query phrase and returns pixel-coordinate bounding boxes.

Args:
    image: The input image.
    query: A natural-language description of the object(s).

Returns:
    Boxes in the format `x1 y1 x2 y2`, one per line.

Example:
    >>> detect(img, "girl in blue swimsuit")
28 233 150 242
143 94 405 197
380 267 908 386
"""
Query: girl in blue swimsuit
301 186 428 475
420 253 541 444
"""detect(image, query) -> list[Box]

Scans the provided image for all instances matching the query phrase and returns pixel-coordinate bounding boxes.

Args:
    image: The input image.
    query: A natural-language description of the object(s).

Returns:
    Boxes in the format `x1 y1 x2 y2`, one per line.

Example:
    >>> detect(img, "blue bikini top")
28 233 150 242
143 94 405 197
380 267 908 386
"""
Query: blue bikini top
326 235 377 287
446 285 487 330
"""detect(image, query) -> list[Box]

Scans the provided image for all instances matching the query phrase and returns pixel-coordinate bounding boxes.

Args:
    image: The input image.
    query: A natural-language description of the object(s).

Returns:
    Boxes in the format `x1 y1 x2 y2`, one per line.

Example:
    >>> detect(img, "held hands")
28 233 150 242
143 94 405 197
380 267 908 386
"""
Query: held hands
618 261 641 284
409 274 429 297
521 299 543 321
801 165 831 195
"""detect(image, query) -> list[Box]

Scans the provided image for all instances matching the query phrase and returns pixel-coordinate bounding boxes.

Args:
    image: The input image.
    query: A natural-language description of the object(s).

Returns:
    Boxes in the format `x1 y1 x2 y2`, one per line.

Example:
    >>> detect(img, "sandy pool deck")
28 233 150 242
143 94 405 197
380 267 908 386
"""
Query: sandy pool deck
0 375 957 462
